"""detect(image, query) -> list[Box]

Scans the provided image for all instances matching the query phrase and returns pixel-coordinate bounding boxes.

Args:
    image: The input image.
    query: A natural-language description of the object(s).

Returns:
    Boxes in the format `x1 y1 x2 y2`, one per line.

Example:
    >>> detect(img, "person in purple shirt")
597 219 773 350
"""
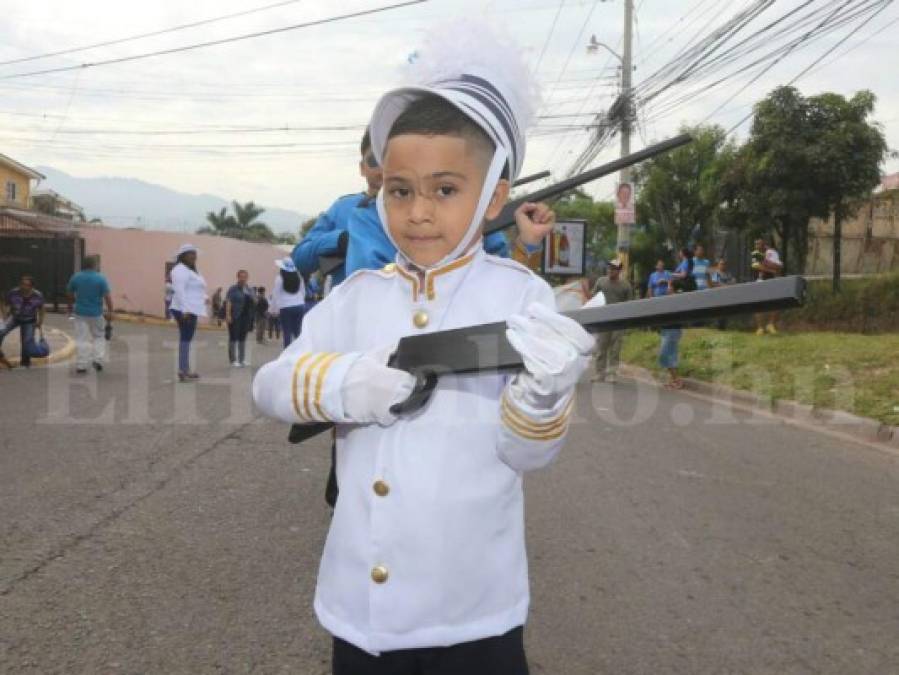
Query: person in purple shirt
648 259 672 297
0 275 46 368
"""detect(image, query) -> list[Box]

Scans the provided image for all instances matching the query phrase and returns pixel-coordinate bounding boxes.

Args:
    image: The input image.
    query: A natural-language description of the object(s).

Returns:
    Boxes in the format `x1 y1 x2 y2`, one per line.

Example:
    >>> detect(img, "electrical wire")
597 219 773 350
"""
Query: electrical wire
0 0 306 68
0 0 428 80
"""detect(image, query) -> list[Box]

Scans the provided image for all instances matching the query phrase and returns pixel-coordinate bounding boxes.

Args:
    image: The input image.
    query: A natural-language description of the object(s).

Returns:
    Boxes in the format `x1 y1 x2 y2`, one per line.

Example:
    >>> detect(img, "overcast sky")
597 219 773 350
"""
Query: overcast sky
2 0 897 230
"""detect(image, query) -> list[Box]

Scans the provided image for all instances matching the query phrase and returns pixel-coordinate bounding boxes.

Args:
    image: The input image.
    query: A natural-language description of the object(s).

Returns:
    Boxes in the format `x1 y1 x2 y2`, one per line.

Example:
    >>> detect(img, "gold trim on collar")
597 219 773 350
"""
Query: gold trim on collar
424 249 478 301
395 264 421 302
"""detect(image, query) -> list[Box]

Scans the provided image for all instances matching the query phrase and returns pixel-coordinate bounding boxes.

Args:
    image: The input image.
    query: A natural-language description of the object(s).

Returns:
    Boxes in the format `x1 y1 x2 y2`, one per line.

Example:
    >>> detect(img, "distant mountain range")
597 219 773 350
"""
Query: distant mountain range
36 166 308 235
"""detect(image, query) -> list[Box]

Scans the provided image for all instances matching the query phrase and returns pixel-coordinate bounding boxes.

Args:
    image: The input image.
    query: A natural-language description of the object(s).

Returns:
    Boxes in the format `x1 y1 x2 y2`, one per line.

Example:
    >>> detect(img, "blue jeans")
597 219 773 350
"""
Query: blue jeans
170 310 197 373
659 328 683 369
279 304 304 349
0 317 35 366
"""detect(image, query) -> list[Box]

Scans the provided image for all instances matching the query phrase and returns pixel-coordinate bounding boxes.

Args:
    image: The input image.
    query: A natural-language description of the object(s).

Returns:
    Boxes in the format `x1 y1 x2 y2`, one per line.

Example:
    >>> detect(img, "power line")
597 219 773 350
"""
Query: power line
0 0 428 80
533 0 567 75
0 0 305 68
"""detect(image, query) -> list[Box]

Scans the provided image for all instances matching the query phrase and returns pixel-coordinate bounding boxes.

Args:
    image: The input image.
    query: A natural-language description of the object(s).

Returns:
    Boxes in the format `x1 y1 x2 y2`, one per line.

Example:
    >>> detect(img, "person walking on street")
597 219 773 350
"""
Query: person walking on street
0 275 45 369
648 259 672 298
254 287 269 344
164 273 175 320
692 244 711 290
66 257 114 374
753 238 784 335
266 290 281 341
591 259 633 383
272 258 305 348
169 244 207 381
225 270 254 367
211 287 224 326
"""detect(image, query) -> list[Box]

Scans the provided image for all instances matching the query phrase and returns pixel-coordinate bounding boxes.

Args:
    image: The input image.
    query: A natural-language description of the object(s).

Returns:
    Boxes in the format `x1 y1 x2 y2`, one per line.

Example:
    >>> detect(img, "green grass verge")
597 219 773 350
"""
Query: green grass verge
622 328 899 426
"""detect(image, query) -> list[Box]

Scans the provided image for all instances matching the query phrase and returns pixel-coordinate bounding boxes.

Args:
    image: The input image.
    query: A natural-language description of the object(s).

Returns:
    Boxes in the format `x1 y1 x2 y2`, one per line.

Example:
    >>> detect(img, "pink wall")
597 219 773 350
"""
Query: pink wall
81 226 290 317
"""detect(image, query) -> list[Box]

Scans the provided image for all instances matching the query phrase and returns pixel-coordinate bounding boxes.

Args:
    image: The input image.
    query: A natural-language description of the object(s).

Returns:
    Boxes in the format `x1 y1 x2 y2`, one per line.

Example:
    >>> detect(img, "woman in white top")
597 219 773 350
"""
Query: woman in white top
273 257 305 348
169 244 208 381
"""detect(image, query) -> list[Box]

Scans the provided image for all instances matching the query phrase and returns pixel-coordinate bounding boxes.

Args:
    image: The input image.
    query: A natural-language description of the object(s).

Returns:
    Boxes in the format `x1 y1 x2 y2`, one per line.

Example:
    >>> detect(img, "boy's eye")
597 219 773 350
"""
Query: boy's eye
389 187 411 199
437 185 457 197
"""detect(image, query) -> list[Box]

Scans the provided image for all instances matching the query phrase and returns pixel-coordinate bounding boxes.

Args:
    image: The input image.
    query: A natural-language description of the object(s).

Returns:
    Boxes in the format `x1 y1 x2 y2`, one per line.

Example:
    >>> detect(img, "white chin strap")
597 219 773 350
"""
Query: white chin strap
377 147 509 271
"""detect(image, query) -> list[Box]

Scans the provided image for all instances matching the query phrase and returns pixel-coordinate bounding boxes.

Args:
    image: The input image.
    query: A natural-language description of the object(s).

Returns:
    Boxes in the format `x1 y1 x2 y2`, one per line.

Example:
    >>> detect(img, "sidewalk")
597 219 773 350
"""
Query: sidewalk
0 319 75 368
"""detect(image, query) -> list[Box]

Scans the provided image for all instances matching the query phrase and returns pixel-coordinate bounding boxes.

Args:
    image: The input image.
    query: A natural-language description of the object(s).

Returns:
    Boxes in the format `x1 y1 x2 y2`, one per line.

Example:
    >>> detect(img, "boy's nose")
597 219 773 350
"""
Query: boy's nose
408 194 435 224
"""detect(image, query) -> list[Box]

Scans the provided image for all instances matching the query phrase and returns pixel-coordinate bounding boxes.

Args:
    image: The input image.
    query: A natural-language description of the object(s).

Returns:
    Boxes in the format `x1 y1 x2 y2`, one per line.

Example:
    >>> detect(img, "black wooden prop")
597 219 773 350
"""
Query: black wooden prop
288 276 806 444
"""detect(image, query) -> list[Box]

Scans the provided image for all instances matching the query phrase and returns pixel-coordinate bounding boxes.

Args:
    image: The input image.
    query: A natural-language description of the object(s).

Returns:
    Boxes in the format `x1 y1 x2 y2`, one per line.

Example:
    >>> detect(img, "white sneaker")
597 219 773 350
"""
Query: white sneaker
232 361 240 367
239 361 248 367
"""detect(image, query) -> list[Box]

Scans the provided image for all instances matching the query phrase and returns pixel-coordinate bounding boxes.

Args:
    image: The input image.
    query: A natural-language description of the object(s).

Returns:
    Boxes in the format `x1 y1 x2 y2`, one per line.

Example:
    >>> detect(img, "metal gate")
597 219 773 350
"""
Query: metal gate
0 236 82 310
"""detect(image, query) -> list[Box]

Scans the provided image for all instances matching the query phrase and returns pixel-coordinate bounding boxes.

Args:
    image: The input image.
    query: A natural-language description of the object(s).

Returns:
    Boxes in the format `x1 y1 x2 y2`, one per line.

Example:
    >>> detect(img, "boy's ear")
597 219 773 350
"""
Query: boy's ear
484 179 511 221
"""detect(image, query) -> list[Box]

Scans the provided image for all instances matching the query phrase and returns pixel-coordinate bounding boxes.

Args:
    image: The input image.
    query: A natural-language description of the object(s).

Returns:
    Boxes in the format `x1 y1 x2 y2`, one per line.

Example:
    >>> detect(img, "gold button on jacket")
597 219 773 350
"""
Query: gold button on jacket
373 480 390 497
371 565 389 584
413 310 429 329
382 263 396 273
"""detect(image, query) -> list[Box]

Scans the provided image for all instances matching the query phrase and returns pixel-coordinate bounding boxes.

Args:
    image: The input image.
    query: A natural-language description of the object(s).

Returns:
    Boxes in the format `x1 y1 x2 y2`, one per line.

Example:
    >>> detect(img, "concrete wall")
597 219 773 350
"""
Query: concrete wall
807 190 899 275
80 226 289 317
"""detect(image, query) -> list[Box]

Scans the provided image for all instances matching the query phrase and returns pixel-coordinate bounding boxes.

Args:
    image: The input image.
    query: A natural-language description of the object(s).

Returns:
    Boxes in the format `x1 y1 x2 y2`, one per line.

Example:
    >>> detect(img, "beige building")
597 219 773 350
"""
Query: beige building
0 153 44 209
806 185 899 275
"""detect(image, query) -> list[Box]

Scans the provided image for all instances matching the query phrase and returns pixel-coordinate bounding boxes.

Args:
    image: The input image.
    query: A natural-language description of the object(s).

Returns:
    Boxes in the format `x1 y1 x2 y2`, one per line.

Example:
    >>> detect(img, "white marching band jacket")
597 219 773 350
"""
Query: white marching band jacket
252 247 574 655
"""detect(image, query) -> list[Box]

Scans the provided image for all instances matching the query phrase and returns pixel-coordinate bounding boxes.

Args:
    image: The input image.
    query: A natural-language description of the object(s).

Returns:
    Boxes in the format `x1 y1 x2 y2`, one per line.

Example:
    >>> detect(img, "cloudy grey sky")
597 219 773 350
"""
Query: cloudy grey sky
2 0 897 229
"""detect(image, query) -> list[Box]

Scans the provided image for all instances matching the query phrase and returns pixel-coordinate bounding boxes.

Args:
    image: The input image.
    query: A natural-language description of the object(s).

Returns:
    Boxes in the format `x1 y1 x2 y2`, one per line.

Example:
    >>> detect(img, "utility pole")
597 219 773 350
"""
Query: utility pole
616 0 634 274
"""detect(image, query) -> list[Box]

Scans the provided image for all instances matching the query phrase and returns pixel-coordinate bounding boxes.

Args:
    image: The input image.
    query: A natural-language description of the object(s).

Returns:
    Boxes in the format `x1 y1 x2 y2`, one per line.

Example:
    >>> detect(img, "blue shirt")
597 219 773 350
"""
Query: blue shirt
693 257 710 290
296 191 512 286
5 288 44 321
66 270 110 317
648 270 671 297
225 284 254 321
292 193 366 285
343 198 510 278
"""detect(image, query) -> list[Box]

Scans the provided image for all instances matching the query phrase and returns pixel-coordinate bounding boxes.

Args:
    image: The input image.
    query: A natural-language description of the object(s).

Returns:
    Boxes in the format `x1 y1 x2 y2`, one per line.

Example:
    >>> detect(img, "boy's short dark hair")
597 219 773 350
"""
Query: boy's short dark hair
361 128 372 156
388 94 503 176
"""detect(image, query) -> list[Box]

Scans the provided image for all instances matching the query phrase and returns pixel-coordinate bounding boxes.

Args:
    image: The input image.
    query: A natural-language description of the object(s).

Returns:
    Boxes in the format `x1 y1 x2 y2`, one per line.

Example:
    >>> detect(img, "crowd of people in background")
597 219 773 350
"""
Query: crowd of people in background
624 236 782 388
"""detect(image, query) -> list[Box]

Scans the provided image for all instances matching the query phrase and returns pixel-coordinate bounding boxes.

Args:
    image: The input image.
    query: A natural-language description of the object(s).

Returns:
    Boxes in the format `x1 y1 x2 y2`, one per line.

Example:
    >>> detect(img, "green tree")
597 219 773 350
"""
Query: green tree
274 232 298 245
804 90 888 291
729 86 889 283
632 124 740 255
197 201 275 242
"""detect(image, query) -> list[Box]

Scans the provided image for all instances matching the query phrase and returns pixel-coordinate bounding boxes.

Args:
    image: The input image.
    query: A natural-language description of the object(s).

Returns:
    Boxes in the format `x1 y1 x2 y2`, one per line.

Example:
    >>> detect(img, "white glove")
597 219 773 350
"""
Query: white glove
341 347 416 427
506 302 595 409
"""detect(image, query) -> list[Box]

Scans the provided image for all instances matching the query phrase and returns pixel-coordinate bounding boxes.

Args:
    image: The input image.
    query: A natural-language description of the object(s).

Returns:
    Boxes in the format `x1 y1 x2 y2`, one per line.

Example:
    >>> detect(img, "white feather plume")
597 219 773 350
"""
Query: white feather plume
401 18 540 133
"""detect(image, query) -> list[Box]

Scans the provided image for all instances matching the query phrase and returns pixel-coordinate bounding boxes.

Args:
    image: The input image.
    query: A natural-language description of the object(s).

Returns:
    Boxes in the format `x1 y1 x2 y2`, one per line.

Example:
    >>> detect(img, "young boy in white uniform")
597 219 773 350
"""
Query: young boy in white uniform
252 23 593 674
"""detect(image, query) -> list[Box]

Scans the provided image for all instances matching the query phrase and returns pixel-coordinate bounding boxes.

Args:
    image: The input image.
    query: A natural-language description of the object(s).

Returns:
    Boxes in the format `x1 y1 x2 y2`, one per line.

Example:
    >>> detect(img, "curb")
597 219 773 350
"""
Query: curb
618 364 899 448
5 327 75 368
113 312 226 331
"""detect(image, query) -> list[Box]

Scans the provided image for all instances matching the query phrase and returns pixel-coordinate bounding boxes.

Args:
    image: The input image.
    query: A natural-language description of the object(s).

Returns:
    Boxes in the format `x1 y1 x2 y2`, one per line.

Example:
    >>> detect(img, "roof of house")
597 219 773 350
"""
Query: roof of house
32 188 84 212
0 153 45 180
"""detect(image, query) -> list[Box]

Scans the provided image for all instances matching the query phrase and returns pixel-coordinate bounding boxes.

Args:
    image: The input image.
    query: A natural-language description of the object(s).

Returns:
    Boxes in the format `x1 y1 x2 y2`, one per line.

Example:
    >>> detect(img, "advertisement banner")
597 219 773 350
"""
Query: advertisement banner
543 219 586 276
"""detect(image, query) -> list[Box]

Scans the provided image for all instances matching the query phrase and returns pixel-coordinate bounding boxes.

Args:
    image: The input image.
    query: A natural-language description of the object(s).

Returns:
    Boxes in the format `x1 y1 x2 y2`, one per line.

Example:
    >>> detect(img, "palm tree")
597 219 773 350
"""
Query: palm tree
197 202 274 242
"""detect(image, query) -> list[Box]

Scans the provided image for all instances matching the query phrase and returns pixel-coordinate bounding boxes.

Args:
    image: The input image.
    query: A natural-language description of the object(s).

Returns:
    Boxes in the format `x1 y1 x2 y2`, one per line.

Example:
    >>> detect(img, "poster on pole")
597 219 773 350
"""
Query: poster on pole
543 219 586 276
614 181 636 225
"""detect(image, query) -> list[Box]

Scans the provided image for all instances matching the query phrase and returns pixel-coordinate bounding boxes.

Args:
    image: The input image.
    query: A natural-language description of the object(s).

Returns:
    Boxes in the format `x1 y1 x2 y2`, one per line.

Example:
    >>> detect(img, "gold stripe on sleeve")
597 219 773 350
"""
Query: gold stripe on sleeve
291 353 318 420
500 393 574 441
501 391 574 430
303 352 335 420
312 353 341 421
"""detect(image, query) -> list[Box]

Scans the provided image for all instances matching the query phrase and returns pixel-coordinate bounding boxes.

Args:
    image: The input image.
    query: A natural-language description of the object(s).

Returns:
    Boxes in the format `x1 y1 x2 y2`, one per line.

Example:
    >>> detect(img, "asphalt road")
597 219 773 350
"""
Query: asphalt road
1 316 897 674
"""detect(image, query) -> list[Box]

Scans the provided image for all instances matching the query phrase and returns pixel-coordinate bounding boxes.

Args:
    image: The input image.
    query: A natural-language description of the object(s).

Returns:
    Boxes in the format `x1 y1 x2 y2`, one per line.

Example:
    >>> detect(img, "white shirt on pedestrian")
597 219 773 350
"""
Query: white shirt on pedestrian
169 262 208 317
272 274 305 310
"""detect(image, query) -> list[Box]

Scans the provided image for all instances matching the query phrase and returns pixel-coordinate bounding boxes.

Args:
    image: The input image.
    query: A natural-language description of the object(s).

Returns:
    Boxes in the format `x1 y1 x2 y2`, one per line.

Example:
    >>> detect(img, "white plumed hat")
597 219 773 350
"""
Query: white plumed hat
369 19 538 268
369 19 536 182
